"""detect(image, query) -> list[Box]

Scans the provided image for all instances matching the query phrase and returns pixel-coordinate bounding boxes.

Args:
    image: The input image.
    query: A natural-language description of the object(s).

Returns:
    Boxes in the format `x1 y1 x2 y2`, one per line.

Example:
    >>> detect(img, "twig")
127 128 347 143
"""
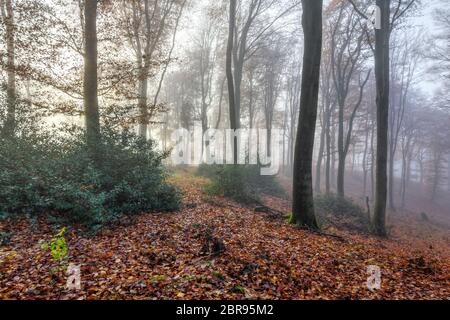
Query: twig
297 225 347 242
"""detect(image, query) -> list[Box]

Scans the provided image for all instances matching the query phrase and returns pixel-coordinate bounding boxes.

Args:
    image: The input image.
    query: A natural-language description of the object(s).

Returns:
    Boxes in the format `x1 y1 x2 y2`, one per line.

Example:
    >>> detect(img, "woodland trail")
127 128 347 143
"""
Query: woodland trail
0 171 449 300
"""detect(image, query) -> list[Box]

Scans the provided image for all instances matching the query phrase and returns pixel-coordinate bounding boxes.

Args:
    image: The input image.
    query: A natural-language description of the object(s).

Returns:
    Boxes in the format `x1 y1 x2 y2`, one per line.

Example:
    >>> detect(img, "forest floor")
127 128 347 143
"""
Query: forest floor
0 170 449 300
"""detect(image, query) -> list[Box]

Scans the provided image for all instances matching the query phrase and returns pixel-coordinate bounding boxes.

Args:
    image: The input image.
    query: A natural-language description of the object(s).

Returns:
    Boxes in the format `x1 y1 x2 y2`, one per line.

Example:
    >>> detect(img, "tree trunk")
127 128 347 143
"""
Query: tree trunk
1 0 16 138
419 157 424 186
400 143 408 208
226 0 238 164
315 107 326 193
431 151 442 202
337 99 345 197
362 113 370 197
388 143 396 210
331 112 336 187
248 71 255 128
282 100 288 172
138 75 149 138
325 106 332 194
233 64 242 129
372 0 390 237
84 0 100 152
215 76 226 129
292 0 322 229
370 119 375 199
351 144 356 174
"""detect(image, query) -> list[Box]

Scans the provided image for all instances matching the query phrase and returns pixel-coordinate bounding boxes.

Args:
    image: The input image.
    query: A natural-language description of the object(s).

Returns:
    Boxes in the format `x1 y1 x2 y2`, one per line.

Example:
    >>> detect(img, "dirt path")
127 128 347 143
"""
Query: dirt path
0 172 449 299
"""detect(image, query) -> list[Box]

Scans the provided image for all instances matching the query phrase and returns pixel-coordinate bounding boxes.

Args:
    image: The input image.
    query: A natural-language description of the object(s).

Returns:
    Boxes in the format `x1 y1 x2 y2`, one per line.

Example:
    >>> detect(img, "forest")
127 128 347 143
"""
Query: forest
0 0 449 301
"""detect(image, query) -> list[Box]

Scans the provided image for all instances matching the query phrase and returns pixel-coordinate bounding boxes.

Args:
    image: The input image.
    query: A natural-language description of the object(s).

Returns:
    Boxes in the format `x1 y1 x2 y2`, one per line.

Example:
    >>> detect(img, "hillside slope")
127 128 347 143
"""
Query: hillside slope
0 172 448 299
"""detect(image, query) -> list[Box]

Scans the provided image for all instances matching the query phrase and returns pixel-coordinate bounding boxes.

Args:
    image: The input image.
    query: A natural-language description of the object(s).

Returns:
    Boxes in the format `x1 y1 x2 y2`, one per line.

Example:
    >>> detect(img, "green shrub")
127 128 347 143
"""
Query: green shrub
0 125 181 228
201 164 284 204
286 211 293 224
196 163 223 179
314 194 365 218
39 227 68 262
314 194 369 231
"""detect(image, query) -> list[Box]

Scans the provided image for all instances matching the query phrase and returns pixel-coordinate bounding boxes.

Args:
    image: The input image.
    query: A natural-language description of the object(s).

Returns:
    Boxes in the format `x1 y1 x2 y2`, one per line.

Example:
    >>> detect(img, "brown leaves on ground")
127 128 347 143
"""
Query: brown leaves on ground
0 172 449 300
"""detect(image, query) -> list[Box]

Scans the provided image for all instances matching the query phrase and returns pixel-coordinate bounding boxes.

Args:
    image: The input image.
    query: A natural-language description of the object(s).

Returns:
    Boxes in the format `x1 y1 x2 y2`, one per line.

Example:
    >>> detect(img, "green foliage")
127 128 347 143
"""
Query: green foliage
40 227 68 262
0 231 12 246
286 211 293 224
0 125 181 228
149 274 168 282
204 165 257 203
314 194 365 218
212 270 225 280
314 194 369 231
199 164 284 204
231 285 246 294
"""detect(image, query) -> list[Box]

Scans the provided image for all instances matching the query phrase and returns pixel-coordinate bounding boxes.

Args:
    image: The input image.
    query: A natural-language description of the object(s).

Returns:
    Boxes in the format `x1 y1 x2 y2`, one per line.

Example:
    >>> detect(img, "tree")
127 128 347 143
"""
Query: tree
371 0 390 236
387 30 421 210
0 0 16 138
226 0 238 163
193 16 219 136
291 0 322 229
427 4 450 84
121 0 184 138
399 98 418 208
285 53 302 173
227 0 298 132
84 0 100 151
315 28 334 194
329 2 368 197
260 34 285 156
243 57 260 129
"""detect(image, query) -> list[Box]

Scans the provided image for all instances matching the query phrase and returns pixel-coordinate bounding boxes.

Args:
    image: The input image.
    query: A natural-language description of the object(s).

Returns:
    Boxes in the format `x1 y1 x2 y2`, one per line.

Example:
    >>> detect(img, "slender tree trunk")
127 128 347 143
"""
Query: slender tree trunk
370 119 375 199
1 0 16 138
138 76 149 138
292 0 322 229
248 71 254 129
331 112 336 187
325 107 331 194
215 76 226 129
431 152 442 202
372 0 390 236
84 0 100 152
406 150 412 185
233 64 242 129
282 100 288 172
315 107 326 193
351 144 356 174
400 143 408 208
337 99 345 196
388 143 396 210
362 113 370 197
419 157 424 186
226 0 238 164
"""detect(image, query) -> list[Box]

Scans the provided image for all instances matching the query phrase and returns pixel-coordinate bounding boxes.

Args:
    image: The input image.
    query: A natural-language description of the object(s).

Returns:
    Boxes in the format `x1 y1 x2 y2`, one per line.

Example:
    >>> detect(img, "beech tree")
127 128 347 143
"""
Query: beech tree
329 1 369 197
291 0 322 228
0 0 15 138
120 0 185 138
349 0 418 236
0 0 52 134
84 0 100 151
387 31 421 210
